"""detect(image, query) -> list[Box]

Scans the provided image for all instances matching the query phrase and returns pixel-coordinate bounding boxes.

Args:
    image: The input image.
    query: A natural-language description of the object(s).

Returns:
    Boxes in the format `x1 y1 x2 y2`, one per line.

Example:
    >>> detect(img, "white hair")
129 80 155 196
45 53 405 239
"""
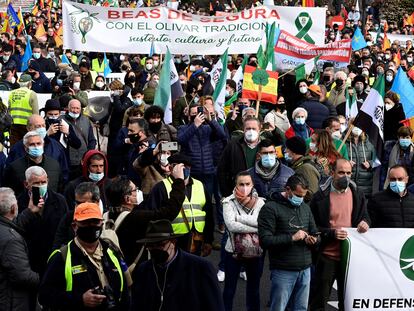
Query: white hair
23 130 43 146
0 187 17 216
292 107 308 120
334 71 347 80
25 166 47 182
242 107 256 118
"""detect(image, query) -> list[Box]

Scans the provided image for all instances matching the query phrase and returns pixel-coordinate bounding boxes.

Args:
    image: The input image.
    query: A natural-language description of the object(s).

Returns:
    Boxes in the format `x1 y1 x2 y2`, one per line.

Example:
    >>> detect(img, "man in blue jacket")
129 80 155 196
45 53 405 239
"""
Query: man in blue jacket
27 61 52 94
177 103 226 200
248 139 294 198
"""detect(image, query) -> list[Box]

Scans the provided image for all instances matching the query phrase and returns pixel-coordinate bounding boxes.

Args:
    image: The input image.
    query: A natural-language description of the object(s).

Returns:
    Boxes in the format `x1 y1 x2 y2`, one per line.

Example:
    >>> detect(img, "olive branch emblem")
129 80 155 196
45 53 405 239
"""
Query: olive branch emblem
69 6 100 44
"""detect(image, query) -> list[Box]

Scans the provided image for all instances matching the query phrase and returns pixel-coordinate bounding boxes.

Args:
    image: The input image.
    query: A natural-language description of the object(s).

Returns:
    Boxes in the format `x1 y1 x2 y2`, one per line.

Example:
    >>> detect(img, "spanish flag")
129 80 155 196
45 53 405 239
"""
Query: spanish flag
17 8 25 35
54 29 63 47
31 5 39 16
382 32 391 51
393 50 401 67
302 0 314 7
242 65 278 104
35 22 47 41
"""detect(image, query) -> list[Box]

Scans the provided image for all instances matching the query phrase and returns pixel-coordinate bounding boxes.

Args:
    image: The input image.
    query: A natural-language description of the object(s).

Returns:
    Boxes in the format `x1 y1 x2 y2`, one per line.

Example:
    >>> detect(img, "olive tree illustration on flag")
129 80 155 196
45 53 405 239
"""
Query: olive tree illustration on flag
69 6 100 44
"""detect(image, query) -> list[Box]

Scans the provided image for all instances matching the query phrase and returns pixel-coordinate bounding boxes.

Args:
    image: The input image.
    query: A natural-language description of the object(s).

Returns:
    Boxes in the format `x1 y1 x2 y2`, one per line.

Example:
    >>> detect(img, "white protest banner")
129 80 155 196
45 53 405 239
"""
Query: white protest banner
62 2 326 54
343 228 414 311
274 30 352 71
369 32 414 48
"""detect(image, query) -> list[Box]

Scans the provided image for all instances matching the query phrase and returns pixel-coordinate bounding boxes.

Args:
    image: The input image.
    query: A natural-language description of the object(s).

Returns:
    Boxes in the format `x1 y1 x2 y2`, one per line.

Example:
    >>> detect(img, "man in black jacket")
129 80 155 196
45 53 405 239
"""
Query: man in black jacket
258 175 318 311
104 165 185 266
39 202 130 311
369 165 414 228
16 166 68 276
131 219 225 311
309 159 370 311
0 187 39 311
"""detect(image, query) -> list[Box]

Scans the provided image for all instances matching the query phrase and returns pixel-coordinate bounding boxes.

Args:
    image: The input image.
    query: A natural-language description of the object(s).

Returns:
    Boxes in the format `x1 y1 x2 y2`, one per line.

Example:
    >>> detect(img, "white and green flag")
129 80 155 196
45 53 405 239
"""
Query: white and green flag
343 228 414 310
353 74 385 163
154 48 183 124
211 48 229 121
345 87 358 120
295 55 320 83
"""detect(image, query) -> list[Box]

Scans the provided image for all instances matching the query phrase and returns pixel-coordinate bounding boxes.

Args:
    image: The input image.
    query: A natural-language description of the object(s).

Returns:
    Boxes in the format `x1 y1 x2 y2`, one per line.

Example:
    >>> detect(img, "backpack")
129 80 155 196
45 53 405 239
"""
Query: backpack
101 210 130 249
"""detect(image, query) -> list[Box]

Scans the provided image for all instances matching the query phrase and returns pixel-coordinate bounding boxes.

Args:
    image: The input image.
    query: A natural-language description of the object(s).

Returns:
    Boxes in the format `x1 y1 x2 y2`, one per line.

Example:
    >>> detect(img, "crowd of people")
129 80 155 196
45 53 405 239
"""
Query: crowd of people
0 0 414 310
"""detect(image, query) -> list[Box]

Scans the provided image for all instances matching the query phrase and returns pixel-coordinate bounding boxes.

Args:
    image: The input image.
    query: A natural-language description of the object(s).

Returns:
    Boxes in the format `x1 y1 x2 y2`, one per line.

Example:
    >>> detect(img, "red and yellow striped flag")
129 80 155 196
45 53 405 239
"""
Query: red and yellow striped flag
382 32 391 51
302 0 314 7
35 22 47 41
242 65 278 104
31 5 39 16
17 8 25 35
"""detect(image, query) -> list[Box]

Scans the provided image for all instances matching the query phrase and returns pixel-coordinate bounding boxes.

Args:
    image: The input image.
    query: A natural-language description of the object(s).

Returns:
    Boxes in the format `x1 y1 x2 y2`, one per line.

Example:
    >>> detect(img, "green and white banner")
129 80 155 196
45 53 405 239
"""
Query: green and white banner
62 2 326 54
343 228 414 310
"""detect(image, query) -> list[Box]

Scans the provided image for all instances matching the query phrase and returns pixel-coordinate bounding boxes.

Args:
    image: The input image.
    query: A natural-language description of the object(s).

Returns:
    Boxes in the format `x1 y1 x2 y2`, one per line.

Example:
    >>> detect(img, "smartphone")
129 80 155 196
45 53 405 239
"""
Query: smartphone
48 118 61 125
161 142 178 152
61 85 70 93
32 187 40 206
197 106 204 115
238 104 247 112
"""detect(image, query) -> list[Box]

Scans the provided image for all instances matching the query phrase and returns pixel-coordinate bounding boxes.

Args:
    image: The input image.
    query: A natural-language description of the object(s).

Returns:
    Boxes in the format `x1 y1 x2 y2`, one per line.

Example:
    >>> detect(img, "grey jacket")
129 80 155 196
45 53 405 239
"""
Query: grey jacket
0 216 39 311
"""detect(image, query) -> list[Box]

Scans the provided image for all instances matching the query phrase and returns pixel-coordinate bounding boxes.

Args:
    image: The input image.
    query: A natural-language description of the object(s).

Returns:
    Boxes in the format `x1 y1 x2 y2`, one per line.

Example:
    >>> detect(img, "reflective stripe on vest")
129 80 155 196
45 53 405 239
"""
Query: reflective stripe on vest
8 88 32 125
162 177 206 234
47 240 124 294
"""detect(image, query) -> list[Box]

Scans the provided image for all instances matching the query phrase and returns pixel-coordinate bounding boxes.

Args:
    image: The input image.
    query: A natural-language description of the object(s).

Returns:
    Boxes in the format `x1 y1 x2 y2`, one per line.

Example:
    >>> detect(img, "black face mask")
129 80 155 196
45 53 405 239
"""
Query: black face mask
127 76 136 83
190 115 196 123
77 226 102 243
335 79 344 87
128 133 141 144
150 249 169 265
335 176 350 191
149 121 162 133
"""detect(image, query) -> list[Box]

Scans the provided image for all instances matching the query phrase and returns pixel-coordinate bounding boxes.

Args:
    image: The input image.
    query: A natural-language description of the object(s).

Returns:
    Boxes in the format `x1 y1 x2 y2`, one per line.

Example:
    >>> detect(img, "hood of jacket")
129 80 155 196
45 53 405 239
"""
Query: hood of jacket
81 149 108 183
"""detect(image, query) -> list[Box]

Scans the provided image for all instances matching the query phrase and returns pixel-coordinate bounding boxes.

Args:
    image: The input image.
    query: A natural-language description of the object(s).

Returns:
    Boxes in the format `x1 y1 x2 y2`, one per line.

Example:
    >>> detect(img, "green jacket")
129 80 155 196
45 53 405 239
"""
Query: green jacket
258 194 318 271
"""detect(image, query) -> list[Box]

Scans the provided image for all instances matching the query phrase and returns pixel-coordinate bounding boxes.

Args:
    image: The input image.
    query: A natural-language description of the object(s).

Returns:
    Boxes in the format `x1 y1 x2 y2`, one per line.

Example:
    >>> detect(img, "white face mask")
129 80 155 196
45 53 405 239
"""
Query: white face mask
10 77 16 84
145 64 153 71
408 57 413 63
244 129 259 143
153 60 159 68
160 154 169 166
340 124 347 134
73 82 81 90
352 127 363 136
299 86 308 94
385 103 393 111
386 75 393 82
96 81 104 88
119 55 125 61
189 65 196 72
309 142 318 152
332 130 342 140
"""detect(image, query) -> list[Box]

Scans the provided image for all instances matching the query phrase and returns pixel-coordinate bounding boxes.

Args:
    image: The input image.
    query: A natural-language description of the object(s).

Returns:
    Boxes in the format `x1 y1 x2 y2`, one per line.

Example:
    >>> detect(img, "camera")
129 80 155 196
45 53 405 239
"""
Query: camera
161 142 178 152
93 286 118 310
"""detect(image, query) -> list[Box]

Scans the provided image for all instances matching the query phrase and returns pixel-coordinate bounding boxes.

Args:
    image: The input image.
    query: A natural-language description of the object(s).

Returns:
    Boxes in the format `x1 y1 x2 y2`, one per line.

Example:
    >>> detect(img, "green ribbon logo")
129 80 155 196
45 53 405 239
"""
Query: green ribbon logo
295 12 315 44
400 235 414 281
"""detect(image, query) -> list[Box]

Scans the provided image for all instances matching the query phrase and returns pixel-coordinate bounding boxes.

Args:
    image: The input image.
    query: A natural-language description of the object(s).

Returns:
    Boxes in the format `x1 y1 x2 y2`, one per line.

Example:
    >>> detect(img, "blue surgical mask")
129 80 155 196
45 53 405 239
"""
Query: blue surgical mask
68 112 80 119
261 154 276 168
399 138 412 149
183 167 191 179
288 194 303 206
284 152 292 163
33 52 41 59
295 117 306 125
133 98 143 106
390 181 406 194
28 146 43 158
36 127 47 139
89 172 104 182
38 184 48 197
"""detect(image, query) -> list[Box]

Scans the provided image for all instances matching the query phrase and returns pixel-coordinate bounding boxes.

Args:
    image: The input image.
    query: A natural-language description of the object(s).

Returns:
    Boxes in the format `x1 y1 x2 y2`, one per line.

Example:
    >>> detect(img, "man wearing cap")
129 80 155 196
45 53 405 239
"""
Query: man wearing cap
284 136 320 201
146 153 215 257
39 202 130 310
299 84 333 130
8 73 38 146
5 114 69 183
28 61 53 93
43 99 82 155
131 219 224 311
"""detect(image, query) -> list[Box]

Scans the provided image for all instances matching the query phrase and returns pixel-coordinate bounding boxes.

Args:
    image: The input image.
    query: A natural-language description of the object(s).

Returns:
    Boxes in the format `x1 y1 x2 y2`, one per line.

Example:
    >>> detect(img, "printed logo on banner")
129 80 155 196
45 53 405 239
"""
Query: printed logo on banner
400 235 414 281
295 12 314 44
69 6 100 44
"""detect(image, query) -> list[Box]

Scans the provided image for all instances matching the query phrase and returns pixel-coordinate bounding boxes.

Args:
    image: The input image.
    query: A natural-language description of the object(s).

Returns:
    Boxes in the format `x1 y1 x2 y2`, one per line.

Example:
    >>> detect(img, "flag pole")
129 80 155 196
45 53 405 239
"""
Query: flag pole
255 85 262 118
338 123 354 153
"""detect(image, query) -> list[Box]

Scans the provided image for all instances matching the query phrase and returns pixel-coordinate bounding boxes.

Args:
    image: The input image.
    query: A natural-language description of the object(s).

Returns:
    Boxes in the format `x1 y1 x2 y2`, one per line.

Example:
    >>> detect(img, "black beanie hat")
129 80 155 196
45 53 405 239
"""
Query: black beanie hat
286 136 307 156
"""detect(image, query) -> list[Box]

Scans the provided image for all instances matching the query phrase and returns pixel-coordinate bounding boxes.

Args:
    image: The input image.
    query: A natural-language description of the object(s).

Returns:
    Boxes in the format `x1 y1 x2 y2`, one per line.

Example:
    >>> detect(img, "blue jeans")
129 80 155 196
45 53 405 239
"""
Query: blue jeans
270 267 310 311
223 251 264 311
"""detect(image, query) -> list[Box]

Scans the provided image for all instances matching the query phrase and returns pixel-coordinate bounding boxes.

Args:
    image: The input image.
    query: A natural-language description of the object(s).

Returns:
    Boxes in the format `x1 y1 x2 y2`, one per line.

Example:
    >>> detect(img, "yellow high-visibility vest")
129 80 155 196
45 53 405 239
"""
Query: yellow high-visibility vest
162 177 206 234
8 88 32 125
92 58 105 73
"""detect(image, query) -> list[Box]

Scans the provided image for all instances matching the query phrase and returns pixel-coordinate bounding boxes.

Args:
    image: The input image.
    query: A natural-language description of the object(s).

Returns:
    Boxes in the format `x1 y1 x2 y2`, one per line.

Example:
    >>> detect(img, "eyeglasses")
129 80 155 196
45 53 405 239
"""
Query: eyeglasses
289 216 304 229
